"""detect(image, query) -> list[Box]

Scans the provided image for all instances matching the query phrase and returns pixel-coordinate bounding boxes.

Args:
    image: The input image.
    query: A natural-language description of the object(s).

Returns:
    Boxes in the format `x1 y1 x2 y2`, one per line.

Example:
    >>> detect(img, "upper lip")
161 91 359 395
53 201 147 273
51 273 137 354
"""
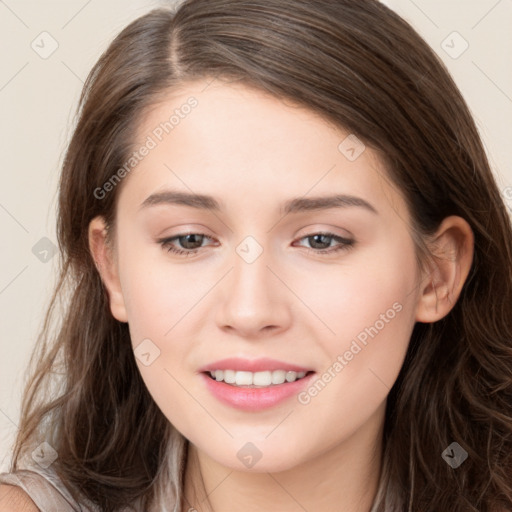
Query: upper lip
199 357 313 373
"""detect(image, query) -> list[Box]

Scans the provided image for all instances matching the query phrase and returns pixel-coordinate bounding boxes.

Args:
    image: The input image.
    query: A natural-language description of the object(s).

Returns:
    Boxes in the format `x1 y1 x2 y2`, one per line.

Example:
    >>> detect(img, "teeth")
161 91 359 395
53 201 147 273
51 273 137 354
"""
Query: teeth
208 369 308 387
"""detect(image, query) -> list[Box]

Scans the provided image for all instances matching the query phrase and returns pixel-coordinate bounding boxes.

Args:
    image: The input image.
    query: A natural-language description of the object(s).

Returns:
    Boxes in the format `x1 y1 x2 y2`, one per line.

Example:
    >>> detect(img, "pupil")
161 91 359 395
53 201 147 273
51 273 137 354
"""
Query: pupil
181 234 202 249
311 234 330 249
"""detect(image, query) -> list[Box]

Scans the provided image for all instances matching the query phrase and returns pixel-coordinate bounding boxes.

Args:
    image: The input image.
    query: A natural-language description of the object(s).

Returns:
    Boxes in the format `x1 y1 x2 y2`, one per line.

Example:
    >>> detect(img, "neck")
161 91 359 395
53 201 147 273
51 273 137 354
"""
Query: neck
181 403 385 512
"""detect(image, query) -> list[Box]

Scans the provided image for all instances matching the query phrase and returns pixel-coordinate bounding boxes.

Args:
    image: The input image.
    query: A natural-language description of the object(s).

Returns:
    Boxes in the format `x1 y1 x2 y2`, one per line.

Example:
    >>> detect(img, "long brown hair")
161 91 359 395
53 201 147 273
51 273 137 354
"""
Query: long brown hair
10 1 512 510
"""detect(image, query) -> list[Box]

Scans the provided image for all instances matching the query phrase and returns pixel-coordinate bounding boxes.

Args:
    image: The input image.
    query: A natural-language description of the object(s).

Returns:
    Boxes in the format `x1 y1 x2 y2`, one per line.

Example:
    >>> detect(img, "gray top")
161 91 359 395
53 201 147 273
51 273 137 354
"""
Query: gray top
0 465 174 511
0 466 97 511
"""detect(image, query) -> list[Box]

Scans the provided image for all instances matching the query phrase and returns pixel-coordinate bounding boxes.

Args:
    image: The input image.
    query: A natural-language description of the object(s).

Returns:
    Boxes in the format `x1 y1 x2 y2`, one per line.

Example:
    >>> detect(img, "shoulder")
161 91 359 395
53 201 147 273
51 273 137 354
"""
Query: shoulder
0 484 40 511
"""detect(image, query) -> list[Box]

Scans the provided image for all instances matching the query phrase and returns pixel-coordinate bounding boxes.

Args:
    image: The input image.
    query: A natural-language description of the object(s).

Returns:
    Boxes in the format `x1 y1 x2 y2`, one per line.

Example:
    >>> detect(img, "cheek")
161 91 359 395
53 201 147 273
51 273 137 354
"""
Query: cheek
304 238 419 406
118 244 208 341
117 254 202 426
287 265 418 449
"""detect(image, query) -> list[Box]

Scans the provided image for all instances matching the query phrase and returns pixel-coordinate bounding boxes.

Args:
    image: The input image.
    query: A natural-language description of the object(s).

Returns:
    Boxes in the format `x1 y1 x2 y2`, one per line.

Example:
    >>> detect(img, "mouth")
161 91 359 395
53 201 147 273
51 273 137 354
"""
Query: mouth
203 369 315 388
198 357 316 410
200 369 316 411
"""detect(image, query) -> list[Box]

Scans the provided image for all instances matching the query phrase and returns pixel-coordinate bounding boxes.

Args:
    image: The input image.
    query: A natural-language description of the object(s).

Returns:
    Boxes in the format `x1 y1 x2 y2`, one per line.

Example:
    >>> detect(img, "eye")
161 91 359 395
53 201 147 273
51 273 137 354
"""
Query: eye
293 232 355 255
158 233 215 256
158 231 355 257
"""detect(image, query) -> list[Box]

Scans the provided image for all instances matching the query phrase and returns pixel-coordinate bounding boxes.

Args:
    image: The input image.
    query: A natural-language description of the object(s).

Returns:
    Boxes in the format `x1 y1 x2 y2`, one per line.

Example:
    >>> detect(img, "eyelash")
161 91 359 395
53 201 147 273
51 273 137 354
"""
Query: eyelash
157 231 355 257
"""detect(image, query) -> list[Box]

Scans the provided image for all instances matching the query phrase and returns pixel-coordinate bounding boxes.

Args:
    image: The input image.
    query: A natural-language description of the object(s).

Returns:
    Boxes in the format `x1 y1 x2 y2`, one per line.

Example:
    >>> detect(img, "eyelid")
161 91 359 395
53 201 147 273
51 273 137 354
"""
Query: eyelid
155 227 351 246
157 229 356 257
295 223 354 238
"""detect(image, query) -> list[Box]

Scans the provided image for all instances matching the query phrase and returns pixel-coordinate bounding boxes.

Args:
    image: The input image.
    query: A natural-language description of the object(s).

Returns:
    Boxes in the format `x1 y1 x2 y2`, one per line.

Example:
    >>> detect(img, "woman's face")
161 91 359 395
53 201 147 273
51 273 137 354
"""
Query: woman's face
102 79 427 472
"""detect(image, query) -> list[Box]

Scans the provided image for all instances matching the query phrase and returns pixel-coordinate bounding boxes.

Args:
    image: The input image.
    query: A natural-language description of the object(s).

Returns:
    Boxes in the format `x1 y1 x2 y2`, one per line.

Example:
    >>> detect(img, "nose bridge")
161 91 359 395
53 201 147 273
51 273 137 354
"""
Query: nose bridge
216 234 290 334
231 234 277 305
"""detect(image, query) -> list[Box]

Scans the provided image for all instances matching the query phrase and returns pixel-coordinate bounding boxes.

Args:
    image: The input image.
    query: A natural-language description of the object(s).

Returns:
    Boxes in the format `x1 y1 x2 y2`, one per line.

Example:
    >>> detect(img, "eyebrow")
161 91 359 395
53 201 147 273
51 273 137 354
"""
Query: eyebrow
139 190 378 215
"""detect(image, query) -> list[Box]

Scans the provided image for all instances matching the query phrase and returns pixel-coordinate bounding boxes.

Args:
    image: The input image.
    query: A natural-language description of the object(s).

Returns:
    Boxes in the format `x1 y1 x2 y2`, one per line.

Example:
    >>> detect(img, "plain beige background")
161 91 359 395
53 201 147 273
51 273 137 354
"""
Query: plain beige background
0 0 511 471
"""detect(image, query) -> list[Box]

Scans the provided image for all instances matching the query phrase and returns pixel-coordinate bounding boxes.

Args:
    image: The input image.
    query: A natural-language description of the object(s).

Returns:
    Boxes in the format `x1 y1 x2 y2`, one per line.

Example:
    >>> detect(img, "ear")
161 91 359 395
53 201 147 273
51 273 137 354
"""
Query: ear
415 215 474 323
88 216 128 323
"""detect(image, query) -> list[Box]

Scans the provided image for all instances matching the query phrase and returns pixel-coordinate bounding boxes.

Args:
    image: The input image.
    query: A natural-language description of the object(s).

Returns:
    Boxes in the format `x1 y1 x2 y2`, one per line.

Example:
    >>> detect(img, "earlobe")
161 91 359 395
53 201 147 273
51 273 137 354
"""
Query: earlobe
88 216 128 323
415 216 474 323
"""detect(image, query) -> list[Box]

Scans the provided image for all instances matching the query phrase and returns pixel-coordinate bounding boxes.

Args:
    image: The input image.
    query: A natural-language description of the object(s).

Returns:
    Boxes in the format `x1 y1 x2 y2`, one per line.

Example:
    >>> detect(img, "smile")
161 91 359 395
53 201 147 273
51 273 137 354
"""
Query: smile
207 369 310 387
201 371 316 411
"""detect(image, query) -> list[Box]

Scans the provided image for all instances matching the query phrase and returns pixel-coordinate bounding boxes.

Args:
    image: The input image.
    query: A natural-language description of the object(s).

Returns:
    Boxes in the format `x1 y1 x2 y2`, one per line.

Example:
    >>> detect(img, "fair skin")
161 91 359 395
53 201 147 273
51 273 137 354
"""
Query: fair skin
0 484 39 511
86 79 473 512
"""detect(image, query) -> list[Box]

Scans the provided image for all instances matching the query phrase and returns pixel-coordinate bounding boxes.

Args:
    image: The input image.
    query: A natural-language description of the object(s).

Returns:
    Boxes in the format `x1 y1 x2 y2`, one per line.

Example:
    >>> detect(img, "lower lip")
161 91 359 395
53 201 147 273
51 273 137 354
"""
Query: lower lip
201 372 315 411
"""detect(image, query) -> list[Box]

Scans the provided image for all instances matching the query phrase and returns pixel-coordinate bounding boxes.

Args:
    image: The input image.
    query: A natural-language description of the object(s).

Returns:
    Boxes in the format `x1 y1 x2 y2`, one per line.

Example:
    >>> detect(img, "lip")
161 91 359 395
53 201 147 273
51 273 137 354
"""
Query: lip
198 357 313 373
201 371 316 411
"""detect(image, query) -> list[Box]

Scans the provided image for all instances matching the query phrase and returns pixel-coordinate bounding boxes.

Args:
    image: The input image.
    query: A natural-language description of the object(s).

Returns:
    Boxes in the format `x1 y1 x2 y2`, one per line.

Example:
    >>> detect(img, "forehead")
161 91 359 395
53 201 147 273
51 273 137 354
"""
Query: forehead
118 79 410 226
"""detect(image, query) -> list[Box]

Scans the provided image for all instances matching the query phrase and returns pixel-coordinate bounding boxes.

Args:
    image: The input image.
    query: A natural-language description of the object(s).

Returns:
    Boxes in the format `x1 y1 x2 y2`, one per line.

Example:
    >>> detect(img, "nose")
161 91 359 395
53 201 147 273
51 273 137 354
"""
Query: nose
215 241 292 338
